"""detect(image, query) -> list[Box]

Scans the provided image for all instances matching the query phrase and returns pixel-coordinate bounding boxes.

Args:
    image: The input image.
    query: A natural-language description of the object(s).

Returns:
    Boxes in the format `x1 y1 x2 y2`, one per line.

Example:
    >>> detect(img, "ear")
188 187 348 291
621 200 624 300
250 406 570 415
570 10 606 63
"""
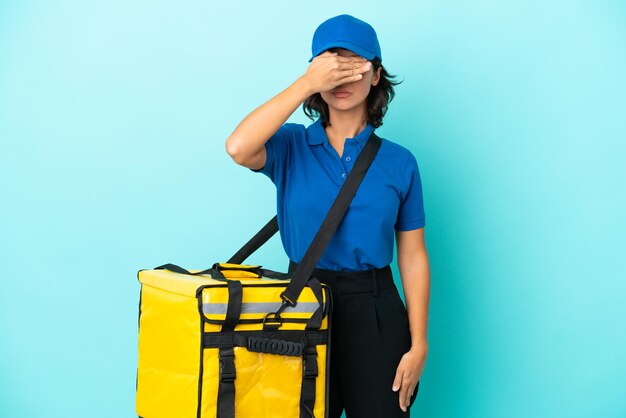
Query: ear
371 67 382 87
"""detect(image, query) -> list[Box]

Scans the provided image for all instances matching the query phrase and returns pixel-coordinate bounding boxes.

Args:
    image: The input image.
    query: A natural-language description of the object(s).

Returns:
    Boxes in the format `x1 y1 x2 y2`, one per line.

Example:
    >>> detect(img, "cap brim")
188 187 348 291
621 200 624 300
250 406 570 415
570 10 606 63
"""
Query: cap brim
308 40 376 62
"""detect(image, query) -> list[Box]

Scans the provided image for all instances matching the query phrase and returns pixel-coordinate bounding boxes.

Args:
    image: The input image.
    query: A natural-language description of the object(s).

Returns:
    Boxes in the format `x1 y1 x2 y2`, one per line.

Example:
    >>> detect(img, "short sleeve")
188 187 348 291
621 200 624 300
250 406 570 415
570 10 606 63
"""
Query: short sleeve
249 123 296 184
394 153 426 231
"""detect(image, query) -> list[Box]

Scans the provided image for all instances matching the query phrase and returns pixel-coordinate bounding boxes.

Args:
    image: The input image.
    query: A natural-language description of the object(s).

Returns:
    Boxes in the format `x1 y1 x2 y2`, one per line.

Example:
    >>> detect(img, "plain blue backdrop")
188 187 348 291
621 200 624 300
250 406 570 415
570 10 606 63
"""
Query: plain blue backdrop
1 1 625 417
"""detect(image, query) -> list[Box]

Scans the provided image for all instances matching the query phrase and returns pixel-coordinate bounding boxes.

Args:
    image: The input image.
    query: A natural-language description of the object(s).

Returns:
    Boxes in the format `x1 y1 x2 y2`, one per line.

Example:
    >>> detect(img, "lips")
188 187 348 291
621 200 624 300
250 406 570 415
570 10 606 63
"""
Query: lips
332 90 351 97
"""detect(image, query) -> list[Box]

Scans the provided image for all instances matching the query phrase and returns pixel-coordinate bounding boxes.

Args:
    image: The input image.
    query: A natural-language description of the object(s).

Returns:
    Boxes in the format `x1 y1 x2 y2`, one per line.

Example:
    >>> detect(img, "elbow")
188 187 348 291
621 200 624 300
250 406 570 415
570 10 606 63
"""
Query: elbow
226 135 264 168
225 136 245 165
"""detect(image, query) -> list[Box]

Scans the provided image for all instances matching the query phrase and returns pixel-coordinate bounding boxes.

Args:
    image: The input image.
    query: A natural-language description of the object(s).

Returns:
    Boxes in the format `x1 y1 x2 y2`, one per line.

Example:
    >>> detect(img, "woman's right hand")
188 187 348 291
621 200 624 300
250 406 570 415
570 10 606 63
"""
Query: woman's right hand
302 51 372 94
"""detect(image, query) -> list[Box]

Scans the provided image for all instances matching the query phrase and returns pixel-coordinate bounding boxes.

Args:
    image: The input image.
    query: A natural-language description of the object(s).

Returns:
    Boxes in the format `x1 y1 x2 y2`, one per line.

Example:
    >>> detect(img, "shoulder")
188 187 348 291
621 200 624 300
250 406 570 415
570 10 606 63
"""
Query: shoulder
274 122 307 146
266 122 307 150
284 122 307 131
377 135 419 169
272 122 307 139
283 122 307 135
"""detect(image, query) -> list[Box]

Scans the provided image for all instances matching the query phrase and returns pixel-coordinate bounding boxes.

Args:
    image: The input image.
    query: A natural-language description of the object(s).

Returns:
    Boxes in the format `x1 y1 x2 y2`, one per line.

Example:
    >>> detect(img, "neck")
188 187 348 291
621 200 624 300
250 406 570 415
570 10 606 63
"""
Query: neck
324 110 368 142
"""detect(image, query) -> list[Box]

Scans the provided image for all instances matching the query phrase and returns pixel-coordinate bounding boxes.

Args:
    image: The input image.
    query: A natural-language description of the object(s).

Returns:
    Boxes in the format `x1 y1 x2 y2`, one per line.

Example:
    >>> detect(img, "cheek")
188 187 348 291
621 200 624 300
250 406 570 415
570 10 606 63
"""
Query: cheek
320 91 334 103
358 69 374 84
355 74 374 94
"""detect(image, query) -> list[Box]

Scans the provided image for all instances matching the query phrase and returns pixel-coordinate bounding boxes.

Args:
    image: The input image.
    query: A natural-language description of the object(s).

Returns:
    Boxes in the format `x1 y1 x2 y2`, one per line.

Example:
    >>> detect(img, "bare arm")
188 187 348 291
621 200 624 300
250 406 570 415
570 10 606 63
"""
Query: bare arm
396 227 430 349
224 51 371 170
393 227 430 411
225 76 314 170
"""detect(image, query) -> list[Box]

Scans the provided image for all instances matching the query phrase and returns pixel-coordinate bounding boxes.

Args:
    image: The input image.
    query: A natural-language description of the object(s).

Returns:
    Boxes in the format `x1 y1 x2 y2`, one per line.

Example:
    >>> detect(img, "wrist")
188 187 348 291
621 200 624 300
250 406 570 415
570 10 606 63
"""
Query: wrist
294 75 316 98
410 339 428 354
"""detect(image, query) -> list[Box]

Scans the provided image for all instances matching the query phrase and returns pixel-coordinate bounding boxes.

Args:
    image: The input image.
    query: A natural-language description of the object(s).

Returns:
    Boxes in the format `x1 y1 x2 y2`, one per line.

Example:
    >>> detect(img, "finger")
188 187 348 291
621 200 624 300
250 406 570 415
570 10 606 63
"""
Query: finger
338 60 371 72
335 55 367 63
400 373 414 411
335 72 363 84
400 388 412 411
407 385 415 405
405 386 414 407
392 369 403 392
314 51 337 60
399 382 410 411
336 65 370 83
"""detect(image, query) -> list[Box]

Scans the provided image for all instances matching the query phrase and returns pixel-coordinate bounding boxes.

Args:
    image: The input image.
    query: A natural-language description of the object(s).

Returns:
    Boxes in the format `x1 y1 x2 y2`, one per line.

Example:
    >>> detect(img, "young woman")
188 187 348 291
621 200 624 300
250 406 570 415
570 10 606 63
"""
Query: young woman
225 14 430 418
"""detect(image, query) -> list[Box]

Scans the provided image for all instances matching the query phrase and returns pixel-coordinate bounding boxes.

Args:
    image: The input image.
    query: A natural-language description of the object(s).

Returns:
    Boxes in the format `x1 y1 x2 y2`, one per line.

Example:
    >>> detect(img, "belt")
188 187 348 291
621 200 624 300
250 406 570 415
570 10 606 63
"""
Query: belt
287 259 393 296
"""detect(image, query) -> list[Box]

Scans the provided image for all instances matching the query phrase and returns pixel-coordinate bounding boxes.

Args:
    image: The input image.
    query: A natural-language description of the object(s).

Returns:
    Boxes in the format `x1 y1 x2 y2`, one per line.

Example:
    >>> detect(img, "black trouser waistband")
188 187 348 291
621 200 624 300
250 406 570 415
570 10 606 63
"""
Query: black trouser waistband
288 259 394 296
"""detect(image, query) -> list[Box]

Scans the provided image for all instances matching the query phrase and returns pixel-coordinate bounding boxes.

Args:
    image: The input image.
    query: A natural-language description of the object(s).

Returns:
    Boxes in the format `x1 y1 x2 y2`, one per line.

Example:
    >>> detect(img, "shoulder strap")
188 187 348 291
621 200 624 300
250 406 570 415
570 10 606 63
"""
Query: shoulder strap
228 131 382 308
227 216 279 266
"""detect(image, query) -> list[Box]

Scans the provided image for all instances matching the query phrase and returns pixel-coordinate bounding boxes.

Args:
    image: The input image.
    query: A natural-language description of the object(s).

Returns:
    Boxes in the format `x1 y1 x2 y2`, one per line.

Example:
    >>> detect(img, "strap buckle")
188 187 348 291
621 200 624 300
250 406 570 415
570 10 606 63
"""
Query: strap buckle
262 311 283 330
279 292 297 309
219 348 236 382
303 347 318 378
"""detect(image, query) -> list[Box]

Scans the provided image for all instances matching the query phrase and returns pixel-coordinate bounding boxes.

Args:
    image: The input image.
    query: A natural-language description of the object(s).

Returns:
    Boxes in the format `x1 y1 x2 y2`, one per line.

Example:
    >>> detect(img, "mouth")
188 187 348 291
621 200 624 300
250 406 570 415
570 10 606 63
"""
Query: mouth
332 90 352 97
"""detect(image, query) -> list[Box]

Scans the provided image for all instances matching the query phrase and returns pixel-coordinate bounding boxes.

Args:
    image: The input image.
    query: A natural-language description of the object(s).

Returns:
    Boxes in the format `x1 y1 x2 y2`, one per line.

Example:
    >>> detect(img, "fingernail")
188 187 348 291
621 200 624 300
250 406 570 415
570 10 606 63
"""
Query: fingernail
392 385 399 391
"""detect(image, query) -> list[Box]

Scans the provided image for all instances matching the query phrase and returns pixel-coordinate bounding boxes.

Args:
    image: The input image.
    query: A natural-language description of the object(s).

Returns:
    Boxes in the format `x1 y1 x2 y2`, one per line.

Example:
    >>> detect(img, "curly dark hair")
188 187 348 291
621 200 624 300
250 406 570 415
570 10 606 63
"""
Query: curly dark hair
302 53 404 129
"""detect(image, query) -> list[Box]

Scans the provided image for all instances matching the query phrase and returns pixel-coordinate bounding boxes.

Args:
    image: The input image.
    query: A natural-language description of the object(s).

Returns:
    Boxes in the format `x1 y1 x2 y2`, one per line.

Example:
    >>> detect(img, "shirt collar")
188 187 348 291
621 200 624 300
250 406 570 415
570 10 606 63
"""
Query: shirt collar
307 117 375 146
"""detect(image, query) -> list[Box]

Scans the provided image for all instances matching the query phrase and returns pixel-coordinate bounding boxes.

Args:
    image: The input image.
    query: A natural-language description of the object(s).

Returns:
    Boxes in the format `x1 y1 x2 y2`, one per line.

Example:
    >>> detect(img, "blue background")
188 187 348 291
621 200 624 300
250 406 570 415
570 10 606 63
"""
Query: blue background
1 1 624 417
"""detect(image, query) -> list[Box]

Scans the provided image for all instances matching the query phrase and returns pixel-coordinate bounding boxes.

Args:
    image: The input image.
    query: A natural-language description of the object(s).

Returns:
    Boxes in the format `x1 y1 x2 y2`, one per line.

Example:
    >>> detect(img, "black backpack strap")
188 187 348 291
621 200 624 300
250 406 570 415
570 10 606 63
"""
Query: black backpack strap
216 279 242 418
223 130 381 310
300 343 319 417
279 132 381 308
227 216 279 265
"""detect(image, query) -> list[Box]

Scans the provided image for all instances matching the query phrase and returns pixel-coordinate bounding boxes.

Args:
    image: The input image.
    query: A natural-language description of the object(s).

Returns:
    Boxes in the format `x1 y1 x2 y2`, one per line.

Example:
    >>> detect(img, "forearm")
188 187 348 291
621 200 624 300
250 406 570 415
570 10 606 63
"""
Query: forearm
225 75 314 164
398 247 430 347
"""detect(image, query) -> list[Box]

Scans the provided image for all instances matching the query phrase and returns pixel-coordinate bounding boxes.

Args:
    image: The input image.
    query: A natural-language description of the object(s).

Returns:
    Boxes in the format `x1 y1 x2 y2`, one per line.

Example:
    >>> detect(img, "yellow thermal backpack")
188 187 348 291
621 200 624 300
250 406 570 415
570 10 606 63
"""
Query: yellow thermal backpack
135 131 382 418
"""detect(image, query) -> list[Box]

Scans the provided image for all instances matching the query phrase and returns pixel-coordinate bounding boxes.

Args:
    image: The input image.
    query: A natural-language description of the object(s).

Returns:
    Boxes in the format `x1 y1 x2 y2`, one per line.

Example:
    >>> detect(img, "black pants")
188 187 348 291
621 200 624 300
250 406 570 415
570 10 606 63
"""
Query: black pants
288 260 419 418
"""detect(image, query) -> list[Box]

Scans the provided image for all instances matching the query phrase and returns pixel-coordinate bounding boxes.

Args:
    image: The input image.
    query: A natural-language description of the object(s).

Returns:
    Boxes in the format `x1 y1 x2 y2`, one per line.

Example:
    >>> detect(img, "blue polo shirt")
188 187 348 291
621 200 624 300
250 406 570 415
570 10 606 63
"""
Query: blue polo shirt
249 116 426 271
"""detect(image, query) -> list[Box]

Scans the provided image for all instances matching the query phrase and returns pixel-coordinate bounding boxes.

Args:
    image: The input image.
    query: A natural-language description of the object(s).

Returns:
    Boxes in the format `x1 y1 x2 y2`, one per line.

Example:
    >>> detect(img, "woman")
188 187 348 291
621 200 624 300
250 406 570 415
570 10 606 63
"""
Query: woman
225 14 430 418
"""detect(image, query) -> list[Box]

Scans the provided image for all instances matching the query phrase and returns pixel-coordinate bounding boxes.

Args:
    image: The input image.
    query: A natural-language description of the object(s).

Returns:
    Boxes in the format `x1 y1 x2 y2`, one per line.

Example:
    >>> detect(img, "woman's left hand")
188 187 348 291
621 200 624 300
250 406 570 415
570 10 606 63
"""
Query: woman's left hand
392 341 428 412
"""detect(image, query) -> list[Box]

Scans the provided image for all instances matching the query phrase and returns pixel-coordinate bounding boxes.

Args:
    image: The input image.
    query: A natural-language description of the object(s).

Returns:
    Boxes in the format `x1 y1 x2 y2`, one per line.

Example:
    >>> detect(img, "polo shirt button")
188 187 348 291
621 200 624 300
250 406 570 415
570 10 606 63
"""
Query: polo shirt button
341 173 346 179
346 156 351 162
